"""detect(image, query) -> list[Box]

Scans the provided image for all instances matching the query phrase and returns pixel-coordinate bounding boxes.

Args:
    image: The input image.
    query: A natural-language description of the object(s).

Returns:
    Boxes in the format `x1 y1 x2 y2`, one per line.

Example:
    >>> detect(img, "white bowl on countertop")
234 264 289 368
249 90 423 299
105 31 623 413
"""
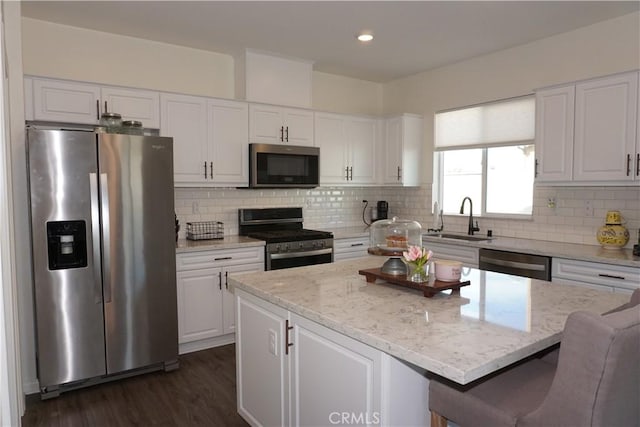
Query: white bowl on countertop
434 259 463 282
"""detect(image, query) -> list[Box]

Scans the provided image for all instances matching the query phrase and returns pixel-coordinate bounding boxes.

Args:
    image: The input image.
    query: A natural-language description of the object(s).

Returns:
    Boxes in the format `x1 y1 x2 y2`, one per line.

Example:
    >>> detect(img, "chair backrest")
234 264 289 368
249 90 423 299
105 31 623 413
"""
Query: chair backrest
519 305 640 427
604 288 640 314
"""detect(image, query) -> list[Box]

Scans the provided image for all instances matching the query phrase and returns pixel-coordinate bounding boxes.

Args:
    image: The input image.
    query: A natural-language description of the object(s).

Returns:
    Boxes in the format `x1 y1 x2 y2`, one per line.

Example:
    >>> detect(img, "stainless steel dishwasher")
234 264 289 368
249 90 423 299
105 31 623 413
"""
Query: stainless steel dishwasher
479 248 551 281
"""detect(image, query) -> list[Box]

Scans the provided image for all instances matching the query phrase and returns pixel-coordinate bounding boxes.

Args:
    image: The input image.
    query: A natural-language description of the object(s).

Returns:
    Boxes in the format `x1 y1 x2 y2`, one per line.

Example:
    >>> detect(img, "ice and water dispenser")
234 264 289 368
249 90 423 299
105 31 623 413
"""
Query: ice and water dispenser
46 220 88 270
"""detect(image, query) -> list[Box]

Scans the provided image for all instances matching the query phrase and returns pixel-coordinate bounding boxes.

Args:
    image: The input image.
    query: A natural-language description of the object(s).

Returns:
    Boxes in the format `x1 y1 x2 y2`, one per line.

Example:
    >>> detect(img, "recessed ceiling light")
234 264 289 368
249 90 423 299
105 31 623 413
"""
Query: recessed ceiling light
357 33 373 42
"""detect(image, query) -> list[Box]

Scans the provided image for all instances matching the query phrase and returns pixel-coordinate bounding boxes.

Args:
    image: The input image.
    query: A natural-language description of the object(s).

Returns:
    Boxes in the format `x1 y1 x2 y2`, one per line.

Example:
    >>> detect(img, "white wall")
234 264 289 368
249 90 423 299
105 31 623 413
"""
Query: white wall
22 17 235 98
383 11 640 184
312 71 383 115
21 18 384 115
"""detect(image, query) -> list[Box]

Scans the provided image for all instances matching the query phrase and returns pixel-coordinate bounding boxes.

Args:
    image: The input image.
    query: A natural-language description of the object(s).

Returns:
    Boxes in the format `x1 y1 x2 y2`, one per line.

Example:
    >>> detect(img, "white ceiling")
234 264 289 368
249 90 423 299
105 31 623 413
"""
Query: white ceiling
21 1 639 83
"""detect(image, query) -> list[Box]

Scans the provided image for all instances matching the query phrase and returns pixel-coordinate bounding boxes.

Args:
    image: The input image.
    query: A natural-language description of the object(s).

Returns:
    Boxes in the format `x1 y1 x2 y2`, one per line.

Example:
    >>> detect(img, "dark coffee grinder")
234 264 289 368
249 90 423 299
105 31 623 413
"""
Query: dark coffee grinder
377 201 388 220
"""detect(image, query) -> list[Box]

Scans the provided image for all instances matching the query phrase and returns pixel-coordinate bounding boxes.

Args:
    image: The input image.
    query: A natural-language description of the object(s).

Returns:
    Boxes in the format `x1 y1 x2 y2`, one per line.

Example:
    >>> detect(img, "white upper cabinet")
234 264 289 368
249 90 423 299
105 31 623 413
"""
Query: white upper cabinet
315 112 348 183
160 93 209 184
534 71 639 185
31 78 101 124
207 99 249 185
535 85 575 182
249 103 314 146
346 117 377 184
161 93 249 187
382 114 423 186
28 76 160 128
573 72 638 182
101 86 160 128
314 112 376 185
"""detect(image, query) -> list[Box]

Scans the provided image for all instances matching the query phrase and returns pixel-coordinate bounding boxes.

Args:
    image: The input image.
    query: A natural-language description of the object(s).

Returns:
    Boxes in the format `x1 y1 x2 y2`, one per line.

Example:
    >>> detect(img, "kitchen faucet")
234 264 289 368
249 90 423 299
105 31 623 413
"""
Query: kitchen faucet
459 197 480 235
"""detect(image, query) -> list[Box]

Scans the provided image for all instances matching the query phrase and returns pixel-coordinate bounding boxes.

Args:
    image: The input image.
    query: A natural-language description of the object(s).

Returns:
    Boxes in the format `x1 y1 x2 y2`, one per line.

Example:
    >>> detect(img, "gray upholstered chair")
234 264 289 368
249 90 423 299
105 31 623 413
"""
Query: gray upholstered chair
429 304 640 427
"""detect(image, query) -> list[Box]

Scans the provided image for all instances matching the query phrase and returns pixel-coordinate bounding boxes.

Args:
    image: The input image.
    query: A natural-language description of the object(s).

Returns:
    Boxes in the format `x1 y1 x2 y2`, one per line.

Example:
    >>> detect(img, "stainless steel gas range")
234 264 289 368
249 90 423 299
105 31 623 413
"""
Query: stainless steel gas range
238 207 333 270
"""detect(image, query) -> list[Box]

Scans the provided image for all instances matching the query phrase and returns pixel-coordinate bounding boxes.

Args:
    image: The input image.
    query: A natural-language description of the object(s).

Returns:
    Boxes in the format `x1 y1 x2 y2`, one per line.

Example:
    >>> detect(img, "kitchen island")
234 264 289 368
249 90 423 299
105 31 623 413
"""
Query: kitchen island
229 256 628 426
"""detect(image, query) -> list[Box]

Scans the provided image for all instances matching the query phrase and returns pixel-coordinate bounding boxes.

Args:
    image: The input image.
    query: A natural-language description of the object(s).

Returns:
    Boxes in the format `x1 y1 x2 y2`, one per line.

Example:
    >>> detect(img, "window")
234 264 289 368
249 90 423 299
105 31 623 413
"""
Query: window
433 96 535 217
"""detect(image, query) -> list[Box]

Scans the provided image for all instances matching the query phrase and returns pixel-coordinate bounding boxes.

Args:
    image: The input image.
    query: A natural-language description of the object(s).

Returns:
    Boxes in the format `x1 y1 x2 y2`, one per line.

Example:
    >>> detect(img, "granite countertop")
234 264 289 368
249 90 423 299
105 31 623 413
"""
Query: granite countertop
176 236 265 253
229 256 628 385
422 233 640 268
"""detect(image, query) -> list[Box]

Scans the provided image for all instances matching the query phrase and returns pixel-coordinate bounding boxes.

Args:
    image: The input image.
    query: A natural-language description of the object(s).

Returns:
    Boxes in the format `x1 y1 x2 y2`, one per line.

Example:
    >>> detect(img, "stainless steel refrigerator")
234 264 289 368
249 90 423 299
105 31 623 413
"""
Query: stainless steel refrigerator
27 128 178 397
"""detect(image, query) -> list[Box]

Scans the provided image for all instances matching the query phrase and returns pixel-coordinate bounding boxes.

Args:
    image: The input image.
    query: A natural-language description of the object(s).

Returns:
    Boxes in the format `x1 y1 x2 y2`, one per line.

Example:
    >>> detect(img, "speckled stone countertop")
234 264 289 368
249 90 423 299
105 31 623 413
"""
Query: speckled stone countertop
176 236 264 253
422 233 639 267
229 256 628 385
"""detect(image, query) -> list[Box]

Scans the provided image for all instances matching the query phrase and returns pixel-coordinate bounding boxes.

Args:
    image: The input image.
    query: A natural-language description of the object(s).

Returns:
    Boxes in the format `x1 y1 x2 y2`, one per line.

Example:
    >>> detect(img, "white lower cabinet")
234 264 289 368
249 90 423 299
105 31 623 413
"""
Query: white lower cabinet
552 258 640 294
176 246 264 354
334 236 369 261
236 289 429 427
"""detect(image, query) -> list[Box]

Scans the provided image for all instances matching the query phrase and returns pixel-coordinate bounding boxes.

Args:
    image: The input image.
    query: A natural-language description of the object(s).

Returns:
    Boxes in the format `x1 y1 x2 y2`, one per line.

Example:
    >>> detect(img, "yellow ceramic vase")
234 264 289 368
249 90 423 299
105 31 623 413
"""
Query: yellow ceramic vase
596 210 629 250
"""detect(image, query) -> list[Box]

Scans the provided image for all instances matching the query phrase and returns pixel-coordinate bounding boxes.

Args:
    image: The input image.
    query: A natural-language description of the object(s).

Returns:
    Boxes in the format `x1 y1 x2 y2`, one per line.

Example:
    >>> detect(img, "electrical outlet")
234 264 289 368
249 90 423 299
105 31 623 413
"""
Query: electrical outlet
268 329 278 356
585 200 594 217
192 201 200 214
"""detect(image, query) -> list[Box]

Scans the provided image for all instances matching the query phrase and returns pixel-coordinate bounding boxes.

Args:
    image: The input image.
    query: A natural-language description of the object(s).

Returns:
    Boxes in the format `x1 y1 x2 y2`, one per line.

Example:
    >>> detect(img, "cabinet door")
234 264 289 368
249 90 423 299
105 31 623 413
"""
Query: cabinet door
290 313 381 427
208 99 249 186
221 262 264 335
574 72 638 182
236 290 289 427
249 104 284 143
315 112 349 184
101 87 160 128
535 86 575 182
32 78 100 124
160 93 208 185
384 117 404 184
283 107 314 146
347 117 377 184
176 267 223 343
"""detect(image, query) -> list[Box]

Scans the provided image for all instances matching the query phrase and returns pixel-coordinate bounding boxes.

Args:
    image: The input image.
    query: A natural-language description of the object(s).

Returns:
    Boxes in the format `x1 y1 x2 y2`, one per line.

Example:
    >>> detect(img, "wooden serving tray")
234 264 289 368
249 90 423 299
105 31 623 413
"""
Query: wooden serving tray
358 268 470 298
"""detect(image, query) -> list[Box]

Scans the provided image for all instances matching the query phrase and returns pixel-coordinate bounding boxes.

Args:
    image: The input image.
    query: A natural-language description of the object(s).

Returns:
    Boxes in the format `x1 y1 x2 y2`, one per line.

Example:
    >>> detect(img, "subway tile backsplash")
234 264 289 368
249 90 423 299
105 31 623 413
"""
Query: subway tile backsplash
175 185 639 249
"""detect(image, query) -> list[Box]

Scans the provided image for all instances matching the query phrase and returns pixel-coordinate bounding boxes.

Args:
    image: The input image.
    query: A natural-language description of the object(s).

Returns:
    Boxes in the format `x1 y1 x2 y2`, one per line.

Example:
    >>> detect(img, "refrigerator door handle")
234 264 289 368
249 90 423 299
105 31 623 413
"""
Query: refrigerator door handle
100 173 112 303
89 173 103 304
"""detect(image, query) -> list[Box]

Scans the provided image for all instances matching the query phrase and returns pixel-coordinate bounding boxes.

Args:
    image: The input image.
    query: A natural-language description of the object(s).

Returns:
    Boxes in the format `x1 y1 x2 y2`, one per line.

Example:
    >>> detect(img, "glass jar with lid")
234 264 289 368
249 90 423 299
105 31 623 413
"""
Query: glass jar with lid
369 217 422 253
368 217 422 275
99 112 122 133
120 120 144 135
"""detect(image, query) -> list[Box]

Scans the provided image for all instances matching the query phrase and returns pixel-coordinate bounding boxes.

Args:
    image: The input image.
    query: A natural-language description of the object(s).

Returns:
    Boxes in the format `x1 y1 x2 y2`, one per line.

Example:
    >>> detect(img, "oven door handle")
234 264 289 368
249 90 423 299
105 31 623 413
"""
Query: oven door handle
270 248 333 259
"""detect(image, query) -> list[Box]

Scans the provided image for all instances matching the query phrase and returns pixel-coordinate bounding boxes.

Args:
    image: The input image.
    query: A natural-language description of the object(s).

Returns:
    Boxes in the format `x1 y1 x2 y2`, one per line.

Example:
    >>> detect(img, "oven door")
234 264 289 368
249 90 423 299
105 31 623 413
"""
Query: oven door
267 248 333 271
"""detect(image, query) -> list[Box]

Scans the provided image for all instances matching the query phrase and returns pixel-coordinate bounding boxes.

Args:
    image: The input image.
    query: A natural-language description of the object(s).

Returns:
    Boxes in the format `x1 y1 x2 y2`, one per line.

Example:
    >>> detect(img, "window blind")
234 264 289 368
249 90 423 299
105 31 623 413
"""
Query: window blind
435 96 535 150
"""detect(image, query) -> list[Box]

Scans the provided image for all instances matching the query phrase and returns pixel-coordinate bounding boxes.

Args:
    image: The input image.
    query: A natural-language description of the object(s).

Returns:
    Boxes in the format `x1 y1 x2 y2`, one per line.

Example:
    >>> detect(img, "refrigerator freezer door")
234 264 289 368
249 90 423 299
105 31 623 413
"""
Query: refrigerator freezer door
98 134 178 374
27 129 106 388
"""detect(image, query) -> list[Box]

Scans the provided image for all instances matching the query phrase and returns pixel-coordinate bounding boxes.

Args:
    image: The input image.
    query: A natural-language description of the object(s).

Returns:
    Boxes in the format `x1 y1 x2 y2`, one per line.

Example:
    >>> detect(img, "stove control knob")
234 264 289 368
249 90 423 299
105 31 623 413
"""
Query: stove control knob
283 243 289 251
274 244 280 252
318 241 324 248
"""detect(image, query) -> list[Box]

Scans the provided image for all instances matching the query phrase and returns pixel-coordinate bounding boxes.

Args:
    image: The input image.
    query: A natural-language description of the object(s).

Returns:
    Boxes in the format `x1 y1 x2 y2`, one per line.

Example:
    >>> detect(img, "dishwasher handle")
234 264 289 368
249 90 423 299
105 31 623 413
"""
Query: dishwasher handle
479 255 547 272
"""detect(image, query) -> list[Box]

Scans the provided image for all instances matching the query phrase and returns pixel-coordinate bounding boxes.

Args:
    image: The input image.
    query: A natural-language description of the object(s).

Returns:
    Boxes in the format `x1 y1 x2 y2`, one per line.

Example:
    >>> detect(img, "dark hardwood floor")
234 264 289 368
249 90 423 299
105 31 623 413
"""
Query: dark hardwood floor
22 344 249 427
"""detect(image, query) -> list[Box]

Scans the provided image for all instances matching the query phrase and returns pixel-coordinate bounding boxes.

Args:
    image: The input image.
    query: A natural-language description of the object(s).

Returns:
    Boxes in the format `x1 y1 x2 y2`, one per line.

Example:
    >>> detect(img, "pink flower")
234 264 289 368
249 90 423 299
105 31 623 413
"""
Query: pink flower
402 246 432 266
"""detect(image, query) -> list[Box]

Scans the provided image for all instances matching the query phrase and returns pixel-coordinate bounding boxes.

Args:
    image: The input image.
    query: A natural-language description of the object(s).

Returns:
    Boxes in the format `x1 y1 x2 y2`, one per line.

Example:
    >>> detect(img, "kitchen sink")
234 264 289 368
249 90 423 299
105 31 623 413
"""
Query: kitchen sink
424 233 492 242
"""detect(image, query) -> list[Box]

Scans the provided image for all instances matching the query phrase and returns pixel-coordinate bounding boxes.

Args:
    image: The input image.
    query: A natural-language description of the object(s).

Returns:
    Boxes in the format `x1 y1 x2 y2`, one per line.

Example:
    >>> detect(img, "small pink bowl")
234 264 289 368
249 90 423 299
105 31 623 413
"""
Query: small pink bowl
434 260 462 282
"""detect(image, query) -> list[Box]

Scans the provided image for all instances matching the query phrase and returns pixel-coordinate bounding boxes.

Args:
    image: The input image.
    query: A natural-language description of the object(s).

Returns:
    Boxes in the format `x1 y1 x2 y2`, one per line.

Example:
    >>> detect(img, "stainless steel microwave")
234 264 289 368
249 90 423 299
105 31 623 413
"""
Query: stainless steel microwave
249 143 320 188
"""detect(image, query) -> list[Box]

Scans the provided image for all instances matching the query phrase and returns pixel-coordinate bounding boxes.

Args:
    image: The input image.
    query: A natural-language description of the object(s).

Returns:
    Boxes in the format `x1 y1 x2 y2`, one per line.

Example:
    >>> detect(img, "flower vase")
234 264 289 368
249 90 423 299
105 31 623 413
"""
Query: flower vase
408 264 428 283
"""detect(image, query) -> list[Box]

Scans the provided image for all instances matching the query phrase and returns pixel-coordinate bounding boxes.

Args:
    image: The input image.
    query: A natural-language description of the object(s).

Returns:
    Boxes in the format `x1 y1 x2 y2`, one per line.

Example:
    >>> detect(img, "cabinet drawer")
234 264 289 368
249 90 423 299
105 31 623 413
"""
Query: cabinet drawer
552 258 640 291
422 241 479 267
334 236 369 262
334 237 368 252
177 246 264 271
